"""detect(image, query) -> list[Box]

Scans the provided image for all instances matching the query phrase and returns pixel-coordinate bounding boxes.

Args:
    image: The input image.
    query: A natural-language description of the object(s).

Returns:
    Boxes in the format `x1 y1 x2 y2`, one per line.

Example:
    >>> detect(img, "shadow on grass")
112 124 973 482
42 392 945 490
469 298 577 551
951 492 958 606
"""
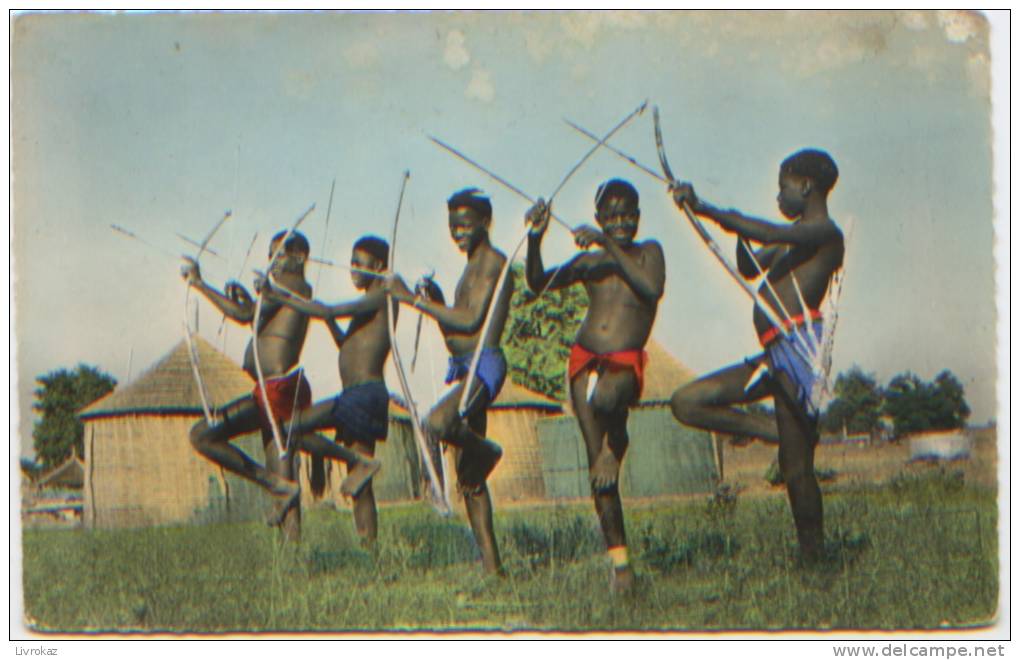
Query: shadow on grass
398 519 479 570
503 515 602 569
305 547 376 576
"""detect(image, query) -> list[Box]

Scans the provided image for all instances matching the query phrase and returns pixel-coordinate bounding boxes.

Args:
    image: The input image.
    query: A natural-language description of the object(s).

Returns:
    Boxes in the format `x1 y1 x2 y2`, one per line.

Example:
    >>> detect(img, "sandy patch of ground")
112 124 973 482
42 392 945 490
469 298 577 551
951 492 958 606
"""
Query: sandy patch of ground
719 426 998 497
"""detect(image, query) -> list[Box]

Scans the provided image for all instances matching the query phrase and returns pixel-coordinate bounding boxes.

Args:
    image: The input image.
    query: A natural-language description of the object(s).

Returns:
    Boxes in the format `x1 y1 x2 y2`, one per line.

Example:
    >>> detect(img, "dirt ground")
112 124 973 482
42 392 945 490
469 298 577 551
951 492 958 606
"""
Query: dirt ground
720 426 999 497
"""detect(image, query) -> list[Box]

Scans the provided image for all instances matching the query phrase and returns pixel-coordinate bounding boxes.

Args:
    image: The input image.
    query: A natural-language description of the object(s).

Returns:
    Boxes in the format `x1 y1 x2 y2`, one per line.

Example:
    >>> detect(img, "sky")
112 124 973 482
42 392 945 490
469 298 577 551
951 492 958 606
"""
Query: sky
10 10 1003 460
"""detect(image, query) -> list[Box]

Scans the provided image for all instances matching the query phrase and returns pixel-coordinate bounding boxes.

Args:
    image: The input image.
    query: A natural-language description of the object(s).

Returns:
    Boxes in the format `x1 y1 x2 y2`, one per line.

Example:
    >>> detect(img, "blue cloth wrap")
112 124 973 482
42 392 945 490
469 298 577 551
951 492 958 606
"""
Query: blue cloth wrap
329 380 390 443
766 320 823 418
445 347 507 406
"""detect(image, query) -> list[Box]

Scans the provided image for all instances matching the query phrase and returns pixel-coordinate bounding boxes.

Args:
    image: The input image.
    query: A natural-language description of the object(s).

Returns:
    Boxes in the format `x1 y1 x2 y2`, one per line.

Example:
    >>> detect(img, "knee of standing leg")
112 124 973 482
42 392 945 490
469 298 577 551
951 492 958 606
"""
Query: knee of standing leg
590 387 622 417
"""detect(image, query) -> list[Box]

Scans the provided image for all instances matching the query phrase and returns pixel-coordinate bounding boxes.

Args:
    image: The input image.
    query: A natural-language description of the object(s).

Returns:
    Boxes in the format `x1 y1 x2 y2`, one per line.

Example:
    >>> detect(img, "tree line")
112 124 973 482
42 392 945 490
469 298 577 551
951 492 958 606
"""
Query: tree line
820 366 970 439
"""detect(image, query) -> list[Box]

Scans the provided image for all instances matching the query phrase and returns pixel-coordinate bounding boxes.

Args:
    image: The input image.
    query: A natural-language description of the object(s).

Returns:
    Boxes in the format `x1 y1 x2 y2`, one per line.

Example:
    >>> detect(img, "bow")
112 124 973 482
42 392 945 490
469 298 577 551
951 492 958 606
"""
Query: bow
183 210 232 424
437 100 648 417
652 107 818 364
216 231 259 340
384 171 451 514
314 179 337 293
251 203 316 458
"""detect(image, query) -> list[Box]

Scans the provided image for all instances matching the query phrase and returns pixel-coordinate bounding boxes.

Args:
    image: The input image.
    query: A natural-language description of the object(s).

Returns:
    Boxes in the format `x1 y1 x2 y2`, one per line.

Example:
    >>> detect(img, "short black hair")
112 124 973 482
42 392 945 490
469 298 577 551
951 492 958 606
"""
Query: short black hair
447 188 492 219
595 178 639 209
352 235 389 268
270 230 310 256
781 149 839 194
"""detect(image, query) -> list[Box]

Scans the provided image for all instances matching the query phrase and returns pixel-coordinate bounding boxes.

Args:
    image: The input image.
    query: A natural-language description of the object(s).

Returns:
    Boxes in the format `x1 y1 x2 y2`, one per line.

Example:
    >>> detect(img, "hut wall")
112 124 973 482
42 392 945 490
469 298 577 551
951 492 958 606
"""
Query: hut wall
537 406 719 499
84 414 264 529
485 408 548 503
435 406 554 511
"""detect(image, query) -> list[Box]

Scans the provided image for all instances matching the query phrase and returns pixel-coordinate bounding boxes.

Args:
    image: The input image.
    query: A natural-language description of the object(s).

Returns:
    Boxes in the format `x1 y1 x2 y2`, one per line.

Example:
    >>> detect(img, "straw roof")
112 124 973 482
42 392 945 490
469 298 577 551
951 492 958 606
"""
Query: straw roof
640 339 697 404
80 336 254 420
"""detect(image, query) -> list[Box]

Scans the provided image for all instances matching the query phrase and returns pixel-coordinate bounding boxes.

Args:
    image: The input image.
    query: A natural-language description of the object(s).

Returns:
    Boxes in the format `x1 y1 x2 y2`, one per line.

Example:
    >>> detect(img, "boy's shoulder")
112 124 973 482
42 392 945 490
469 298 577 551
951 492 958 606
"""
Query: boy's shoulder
635 238 665 259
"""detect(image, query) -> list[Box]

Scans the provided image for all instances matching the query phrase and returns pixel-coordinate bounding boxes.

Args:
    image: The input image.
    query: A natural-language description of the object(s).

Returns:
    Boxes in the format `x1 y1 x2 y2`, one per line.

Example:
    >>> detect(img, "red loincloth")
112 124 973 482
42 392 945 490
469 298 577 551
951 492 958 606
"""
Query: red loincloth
758 309 823 347
252 368 312 427
567 344 648 397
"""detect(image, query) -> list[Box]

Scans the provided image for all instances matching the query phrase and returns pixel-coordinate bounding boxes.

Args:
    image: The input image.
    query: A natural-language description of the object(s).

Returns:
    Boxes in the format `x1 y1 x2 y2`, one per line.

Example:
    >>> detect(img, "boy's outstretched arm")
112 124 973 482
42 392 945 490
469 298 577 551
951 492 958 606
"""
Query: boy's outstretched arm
672 183 837 247
266 285 386 321
324 318 346 349
524 199 583 293
181 257 255 323
737 242 782 279
388 265 502 334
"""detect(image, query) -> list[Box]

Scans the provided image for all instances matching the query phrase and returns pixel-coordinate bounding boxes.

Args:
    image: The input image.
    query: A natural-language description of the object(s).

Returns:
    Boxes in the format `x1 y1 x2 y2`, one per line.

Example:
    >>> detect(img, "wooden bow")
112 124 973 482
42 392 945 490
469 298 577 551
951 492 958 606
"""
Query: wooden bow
183 210 232 424
384 172 451 514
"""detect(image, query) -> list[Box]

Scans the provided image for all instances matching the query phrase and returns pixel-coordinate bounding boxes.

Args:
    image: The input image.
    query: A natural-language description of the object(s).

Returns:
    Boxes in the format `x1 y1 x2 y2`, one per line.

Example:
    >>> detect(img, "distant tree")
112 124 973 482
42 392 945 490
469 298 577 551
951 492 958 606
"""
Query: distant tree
882 370 970 439
32 364 116 469
502 263 589 400
929 370 971 430
820 366 883 435
19 457 43 482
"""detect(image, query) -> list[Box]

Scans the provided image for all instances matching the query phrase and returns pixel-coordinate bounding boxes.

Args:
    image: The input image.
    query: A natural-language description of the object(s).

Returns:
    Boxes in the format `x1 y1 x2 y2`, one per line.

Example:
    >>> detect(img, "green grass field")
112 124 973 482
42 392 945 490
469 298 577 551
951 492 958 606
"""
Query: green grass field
23 466 997 633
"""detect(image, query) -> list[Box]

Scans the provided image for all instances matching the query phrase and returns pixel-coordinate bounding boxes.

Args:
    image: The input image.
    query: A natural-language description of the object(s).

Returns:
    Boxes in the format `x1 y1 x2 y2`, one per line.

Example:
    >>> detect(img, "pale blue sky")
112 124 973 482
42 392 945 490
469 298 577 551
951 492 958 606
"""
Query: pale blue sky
11 10 1001 458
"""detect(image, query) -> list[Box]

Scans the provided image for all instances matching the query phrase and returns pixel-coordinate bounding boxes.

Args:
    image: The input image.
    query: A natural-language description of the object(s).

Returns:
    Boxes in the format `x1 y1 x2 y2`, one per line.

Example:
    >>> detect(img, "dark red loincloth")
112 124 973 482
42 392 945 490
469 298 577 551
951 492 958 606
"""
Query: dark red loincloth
567 343 648 397
252 368 312 427
758 309 823 347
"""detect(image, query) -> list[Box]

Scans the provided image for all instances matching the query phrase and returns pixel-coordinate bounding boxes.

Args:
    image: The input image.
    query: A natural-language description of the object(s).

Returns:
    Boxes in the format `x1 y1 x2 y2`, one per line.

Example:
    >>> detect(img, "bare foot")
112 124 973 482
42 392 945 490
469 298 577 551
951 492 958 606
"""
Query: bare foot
612 565 636 595
341 457 381 497
458 439 503 493
266 478 300 527
590 446 621 492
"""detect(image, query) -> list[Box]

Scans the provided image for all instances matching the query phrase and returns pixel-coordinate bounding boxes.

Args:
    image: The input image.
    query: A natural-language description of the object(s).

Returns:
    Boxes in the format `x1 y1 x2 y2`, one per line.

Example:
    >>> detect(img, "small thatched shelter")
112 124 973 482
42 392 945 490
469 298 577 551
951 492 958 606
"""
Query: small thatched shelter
538 339 720 499
35 455 85 491
79 336 265 528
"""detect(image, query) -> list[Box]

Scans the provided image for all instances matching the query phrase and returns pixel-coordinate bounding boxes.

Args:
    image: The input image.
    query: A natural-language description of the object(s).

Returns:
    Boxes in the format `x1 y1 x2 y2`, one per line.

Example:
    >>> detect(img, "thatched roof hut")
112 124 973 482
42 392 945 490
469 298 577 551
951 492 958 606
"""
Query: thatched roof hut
538 339 719 499
79 336 265 528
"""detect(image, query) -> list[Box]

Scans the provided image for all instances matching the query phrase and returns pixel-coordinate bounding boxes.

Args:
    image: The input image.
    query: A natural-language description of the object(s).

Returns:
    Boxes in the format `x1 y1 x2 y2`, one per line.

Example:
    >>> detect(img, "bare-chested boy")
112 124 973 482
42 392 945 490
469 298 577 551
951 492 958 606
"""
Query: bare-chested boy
669 149 844 562
386 188 509 575
525 179 665 593
264 236 395 543
182 231 323 527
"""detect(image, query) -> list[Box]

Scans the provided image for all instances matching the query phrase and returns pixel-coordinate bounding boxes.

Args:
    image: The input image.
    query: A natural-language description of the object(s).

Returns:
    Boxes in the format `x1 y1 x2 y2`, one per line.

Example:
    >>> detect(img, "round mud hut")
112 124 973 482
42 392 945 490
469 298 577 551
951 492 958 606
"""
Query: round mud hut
78 336 266 529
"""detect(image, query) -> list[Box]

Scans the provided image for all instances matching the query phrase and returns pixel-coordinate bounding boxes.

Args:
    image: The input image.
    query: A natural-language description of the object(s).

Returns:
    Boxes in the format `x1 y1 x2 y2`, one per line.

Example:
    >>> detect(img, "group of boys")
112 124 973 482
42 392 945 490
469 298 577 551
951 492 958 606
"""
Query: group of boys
182 147 844 592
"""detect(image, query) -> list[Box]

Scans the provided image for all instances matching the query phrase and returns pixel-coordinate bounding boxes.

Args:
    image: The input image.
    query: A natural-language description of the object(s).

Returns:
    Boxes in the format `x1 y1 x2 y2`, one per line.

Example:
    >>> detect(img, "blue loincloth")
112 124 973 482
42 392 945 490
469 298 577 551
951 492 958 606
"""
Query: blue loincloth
329 380 390 443
765 320 823 418
445 348 507 407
